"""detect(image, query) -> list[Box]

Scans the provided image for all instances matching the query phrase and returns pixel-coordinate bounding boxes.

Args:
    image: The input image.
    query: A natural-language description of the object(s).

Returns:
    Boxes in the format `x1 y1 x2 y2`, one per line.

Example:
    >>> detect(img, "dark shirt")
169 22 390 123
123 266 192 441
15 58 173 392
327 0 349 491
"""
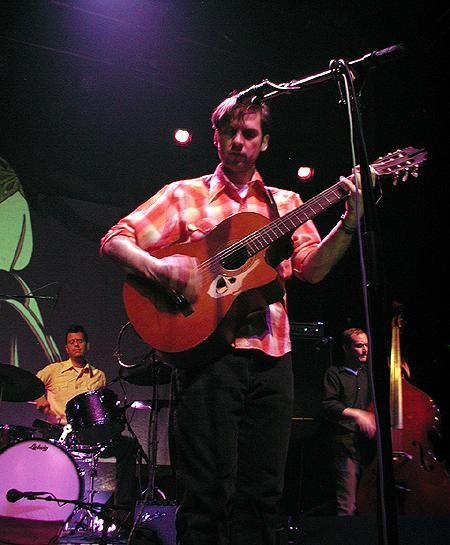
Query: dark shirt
321 364 372 434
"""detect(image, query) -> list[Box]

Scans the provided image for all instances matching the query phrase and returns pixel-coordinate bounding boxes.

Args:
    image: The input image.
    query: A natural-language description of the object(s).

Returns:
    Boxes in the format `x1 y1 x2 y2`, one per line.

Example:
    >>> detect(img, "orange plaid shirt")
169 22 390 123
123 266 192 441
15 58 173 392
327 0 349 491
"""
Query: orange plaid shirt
100 164 321 357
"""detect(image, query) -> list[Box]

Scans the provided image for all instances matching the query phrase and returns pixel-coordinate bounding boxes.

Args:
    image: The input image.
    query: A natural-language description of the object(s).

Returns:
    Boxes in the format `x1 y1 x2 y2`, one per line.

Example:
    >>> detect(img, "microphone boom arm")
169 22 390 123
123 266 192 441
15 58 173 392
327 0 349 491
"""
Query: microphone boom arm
235 44 406 103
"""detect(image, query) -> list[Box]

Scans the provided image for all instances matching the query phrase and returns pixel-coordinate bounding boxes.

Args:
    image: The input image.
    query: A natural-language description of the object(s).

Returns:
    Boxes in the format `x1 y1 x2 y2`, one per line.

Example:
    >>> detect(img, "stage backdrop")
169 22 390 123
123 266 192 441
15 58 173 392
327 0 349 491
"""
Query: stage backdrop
0 187 171 465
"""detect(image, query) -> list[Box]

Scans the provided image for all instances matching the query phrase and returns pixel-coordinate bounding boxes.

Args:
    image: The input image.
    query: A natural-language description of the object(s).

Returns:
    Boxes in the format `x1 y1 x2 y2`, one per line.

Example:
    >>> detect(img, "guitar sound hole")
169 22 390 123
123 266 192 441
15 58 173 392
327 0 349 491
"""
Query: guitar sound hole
220 245 249 271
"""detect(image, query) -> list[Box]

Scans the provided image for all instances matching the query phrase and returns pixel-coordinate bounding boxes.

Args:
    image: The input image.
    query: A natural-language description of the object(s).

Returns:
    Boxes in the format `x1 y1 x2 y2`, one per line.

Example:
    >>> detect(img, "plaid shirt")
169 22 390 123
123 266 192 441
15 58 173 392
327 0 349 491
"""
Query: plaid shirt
100 164 321 357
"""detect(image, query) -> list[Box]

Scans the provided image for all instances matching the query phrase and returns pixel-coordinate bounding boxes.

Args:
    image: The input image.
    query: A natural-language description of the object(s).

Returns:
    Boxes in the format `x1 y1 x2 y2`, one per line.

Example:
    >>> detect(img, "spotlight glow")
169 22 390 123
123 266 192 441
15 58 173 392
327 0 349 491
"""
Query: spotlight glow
173 128 192 146
297 166 315 181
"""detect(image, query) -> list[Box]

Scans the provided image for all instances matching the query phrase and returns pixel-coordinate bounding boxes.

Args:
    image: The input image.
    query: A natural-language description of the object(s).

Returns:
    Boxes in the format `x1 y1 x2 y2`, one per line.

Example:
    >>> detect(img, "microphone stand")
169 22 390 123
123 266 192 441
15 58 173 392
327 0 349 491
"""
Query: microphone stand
0 294 56 301
327 59 398 545
244 57 398 545
0 281 61 304
8 493 124 544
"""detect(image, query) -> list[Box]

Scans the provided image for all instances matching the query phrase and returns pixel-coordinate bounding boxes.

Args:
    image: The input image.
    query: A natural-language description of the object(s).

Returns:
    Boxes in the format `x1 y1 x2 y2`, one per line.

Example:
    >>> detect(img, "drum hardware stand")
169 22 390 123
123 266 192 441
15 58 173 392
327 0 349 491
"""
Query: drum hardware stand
114 324 170 503
57 423 73 444
125 357 172 545
68 448 105 536
113 321 173 542
139 355 169 504
10 492 121 544
123 409 151 488
57 423 111 537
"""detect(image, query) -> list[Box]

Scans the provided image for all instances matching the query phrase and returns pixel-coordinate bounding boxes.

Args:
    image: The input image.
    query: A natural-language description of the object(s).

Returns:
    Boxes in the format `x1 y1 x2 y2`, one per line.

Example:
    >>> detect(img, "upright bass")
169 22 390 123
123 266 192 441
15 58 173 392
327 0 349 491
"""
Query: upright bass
357 305 450 515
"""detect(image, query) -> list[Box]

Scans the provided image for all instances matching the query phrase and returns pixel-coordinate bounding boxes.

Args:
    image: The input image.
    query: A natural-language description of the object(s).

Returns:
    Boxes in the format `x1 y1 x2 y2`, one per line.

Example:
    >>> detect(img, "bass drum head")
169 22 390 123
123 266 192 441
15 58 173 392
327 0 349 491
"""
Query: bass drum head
0 439 81 523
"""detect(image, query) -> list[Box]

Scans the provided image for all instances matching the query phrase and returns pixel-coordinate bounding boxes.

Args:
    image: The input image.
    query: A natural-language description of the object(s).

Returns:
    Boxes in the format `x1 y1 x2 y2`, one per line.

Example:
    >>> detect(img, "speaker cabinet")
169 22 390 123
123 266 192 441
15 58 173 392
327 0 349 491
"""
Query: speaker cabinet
291 333 333 420
281 329 335 517
134 502 177 545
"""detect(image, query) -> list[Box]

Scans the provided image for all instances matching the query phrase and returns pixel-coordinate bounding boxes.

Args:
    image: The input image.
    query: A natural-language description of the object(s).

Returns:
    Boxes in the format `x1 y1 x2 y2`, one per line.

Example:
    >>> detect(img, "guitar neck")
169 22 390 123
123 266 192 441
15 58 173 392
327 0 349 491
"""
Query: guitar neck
244 179 349 257
239 145 428 257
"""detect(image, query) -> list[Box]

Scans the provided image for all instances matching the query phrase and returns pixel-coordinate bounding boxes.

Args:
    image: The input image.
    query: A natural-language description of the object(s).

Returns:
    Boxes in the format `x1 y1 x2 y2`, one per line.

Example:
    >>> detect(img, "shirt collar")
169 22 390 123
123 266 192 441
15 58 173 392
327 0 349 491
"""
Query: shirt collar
208 163 266 203
61 358 93 376
340 365 365 376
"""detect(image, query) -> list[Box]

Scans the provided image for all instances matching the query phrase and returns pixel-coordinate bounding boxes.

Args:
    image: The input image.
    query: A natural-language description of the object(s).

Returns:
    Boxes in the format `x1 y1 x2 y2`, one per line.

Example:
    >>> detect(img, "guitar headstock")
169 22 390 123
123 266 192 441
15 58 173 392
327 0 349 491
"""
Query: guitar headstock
371 146 428 185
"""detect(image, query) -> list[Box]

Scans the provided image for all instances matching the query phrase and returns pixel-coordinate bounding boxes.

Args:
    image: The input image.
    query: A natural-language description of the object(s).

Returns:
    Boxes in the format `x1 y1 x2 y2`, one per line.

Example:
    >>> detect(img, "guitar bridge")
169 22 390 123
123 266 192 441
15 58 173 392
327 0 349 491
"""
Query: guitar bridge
169 289 193 317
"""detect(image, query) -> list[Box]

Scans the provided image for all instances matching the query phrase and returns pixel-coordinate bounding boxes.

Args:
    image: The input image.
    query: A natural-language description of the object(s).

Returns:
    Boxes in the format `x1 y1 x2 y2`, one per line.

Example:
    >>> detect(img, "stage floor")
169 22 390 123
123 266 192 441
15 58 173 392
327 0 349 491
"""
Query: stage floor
2 514 450 545
57 514 450 545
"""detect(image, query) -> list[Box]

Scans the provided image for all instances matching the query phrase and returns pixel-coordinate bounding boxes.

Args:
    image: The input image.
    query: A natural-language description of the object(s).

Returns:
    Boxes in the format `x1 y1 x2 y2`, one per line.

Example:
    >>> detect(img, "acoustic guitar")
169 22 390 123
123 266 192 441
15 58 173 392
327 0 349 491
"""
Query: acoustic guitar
123 147 427 364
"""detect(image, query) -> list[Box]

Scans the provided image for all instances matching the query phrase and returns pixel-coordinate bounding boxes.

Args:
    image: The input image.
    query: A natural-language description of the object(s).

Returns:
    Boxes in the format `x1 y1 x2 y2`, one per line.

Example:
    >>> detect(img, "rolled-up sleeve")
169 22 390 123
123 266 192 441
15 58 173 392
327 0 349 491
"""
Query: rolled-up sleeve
99 183 182 255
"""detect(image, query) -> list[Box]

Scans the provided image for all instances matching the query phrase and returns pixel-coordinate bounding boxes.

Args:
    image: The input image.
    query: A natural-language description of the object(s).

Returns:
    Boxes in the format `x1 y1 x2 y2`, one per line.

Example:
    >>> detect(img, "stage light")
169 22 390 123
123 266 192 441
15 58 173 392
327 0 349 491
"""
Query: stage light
297 165 315 181
173 128 192 146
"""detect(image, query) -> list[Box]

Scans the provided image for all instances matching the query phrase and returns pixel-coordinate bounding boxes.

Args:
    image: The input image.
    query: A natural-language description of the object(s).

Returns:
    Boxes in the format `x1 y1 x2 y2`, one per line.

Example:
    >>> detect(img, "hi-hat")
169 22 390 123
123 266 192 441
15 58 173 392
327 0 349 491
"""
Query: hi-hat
0 363 45 402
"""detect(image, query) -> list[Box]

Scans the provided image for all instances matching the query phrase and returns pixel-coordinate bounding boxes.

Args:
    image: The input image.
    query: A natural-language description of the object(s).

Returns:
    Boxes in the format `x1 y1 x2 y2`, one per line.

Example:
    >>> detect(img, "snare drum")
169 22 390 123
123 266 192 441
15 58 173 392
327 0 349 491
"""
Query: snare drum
0 439 82 524
65 388 125 445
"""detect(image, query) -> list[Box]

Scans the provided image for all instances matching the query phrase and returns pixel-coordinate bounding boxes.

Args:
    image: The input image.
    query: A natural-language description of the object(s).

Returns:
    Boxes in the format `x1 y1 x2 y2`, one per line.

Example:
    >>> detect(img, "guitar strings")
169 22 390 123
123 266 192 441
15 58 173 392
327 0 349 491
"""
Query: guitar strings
195 180 349 279
194 148 423 282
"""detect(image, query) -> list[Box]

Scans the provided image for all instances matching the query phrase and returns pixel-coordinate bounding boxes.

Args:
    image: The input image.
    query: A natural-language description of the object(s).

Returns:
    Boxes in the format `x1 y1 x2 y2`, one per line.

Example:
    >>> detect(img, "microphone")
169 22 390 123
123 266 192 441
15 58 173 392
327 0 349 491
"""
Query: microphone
6 489 47 502
348 43 407 72
235 80 275 104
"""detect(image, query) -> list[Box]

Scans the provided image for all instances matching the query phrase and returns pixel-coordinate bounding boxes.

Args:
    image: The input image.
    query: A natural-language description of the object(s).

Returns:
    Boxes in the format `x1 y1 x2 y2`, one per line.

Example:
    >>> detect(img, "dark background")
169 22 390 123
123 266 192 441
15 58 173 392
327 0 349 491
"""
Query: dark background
1 1 449 459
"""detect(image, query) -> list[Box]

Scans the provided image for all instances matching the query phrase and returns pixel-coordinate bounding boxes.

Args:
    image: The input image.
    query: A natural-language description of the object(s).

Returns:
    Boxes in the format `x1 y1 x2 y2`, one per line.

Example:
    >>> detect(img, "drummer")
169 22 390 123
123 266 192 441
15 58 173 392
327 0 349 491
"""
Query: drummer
34 324 139 527
35 325 105 426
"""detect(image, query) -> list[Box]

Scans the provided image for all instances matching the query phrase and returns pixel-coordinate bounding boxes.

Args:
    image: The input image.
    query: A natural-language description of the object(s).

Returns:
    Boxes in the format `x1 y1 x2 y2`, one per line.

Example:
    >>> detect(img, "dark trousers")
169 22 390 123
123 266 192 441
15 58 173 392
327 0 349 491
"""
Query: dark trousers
332 444 361 516
173 350 293 545
331 434 374 516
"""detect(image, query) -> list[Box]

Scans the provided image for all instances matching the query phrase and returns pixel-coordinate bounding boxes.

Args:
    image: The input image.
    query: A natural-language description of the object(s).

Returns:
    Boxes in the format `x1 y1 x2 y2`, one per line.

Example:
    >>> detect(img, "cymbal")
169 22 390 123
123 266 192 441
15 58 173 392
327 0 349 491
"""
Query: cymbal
130 400 152 410
0 363 45 402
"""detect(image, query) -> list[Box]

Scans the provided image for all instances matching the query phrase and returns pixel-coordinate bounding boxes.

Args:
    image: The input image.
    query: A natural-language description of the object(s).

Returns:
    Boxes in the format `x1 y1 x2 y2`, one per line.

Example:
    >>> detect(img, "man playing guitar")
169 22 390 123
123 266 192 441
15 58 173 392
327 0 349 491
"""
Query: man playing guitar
100 92 364 545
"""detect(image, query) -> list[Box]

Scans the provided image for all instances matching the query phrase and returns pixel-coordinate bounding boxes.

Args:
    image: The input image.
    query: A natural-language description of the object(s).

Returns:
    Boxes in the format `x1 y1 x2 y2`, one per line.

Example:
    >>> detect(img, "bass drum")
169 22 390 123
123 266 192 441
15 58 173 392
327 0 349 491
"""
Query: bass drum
0 439 82 543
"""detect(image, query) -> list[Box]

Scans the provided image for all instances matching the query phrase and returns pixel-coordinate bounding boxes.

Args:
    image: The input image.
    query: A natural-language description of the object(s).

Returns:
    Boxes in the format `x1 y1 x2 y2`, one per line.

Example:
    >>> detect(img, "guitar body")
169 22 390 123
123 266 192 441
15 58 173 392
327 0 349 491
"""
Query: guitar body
123 211 284 364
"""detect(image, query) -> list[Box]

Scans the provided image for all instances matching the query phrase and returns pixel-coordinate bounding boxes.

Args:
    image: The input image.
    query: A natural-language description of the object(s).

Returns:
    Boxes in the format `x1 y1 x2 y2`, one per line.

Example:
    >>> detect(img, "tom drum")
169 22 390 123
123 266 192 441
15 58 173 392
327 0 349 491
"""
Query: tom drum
65 388 125 445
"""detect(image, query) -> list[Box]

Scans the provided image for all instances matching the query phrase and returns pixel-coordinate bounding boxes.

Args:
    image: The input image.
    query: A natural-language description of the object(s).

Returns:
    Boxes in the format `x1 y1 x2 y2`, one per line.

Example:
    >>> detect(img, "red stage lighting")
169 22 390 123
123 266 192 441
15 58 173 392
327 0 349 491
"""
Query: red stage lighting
297 165 315 181
173 128 192 146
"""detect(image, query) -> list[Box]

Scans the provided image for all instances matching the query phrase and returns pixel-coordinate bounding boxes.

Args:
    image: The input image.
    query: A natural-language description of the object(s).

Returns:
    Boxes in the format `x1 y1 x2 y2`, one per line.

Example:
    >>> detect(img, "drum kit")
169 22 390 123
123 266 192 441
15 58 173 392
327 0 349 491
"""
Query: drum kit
0 360 173 544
